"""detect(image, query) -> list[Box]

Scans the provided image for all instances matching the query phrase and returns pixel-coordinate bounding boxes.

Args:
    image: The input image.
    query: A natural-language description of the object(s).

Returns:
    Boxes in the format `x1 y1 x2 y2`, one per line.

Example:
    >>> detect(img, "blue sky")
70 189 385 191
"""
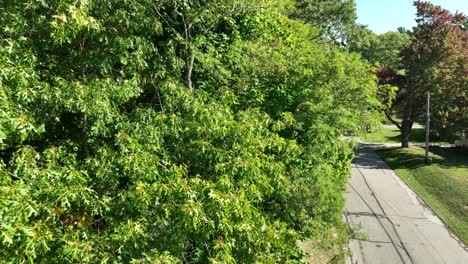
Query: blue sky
356 0 468 34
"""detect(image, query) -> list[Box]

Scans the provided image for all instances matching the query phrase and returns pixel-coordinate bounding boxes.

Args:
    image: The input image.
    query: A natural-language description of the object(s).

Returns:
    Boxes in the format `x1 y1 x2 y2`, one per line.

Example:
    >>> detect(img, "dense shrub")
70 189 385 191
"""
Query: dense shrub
1 0 378 262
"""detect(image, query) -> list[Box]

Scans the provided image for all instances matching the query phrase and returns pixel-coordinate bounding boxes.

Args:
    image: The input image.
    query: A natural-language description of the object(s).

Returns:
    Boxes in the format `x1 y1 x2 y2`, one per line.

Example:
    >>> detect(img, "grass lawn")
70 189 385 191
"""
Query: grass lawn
363 127 426 143
376 146 468 245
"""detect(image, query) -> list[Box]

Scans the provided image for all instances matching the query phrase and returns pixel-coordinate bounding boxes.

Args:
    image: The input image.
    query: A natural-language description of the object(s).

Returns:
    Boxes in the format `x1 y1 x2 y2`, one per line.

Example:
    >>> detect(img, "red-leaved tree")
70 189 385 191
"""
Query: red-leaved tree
385 0 468 147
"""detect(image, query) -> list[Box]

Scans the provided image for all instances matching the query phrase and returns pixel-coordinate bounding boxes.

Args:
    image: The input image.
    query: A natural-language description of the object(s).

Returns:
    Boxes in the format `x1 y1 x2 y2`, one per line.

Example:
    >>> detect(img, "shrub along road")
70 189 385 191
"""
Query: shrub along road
344 143 468 264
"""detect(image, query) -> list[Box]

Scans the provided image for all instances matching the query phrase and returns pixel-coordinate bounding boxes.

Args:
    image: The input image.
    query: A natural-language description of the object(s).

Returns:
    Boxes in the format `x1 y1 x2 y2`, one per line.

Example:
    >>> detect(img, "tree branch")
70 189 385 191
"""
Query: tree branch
385 110 401 129
187 53 194 91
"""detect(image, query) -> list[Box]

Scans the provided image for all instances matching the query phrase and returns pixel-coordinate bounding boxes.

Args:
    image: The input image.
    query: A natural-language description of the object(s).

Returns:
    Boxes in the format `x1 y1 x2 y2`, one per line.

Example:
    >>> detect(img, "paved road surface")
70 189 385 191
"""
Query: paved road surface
344 144 468 264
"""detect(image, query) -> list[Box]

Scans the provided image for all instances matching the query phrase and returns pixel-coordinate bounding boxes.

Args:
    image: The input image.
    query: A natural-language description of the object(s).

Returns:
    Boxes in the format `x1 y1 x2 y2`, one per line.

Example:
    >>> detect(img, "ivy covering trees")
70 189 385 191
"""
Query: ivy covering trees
1 0 380 262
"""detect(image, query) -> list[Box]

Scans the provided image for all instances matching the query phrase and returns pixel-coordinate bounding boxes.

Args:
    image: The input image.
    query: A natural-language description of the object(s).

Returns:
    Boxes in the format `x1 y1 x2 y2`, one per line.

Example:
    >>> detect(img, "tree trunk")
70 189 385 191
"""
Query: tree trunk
186 53 194 91
400 119 413 148
184 21 194 91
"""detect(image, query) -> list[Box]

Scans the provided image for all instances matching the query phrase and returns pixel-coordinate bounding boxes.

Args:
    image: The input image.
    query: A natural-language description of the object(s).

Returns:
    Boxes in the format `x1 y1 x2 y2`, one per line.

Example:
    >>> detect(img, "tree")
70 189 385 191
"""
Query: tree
291 0 357 43
346 26 410 132
348 25 411 70
0 0 379 262
384 1 467 147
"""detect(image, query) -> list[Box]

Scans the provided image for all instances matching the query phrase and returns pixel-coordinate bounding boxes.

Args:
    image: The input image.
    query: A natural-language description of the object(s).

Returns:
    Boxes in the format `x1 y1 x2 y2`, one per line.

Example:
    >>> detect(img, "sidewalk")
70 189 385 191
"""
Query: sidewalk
344 144 468 264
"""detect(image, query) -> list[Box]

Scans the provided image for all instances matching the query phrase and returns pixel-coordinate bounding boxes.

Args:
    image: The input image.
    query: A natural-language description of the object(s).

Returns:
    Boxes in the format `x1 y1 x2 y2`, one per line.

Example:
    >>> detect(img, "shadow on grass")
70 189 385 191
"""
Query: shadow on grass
375 146 468 170
386 128 432 143
429 146 468 169
375 147 428 170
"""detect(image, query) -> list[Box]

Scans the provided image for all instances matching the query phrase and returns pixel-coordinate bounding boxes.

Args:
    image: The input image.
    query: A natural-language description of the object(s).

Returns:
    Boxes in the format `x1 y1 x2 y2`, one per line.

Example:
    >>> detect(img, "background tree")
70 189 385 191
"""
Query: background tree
355 30 411 70
291 0 357 44
347 25 411 131
385 0 467 147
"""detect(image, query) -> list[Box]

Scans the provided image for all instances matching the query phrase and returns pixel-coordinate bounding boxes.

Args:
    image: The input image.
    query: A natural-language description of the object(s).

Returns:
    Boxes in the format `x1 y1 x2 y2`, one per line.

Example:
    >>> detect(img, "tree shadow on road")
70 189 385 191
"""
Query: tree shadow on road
352 150 389 170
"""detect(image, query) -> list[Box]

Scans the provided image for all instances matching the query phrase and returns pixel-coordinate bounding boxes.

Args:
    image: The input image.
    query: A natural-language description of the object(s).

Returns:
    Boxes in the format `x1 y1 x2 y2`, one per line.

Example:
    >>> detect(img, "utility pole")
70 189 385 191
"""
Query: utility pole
425 92 432 164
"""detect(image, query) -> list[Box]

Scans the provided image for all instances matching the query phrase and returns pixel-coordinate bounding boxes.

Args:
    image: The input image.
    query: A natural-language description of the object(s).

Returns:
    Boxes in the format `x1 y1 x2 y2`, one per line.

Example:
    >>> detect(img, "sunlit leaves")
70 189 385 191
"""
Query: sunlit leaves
0 0 378 262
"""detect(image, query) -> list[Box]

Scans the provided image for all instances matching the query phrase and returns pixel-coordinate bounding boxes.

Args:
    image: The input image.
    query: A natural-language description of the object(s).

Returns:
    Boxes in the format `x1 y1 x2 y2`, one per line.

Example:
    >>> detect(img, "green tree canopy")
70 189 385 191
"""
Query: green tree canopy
349 28 411 70
291 0 358 43
0 0 379 262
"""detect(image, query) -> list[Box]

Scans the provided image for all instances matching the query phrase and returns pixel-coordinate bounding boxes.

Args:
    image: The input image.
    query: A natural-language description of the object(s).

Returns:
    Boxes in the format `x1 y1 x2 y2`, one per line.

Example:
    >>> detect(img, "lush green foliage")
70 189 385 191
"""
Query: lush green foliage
348 27 411 71
291 0 357 43
0 0 379 262
347 27 411 132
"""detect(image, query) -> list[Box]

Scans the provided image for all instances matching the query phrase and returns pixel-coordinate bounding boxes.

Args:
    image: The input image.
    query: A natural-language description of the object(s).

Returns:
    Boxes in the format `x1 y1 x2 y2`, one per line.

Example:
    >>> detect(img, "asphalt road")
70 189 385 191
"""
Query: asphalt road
344 144 468 264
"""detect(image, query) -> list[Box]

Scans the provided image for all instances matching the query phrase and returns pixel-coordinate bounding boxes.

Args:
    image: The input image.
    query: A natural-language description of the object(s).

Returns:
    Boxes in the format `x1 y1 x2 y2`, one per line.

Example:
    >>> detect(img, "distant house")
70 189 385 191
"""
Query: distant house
454 129 468 148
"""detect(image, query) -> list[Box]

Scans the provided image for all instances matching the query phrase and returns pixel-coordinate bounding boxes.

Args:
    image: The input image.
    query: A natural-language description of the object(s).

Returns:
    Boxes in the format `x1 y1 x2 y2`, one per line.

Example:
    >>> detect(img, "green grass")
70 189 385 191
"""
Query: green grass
382 116 403 125
363 127 426 143
376 146 468 245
